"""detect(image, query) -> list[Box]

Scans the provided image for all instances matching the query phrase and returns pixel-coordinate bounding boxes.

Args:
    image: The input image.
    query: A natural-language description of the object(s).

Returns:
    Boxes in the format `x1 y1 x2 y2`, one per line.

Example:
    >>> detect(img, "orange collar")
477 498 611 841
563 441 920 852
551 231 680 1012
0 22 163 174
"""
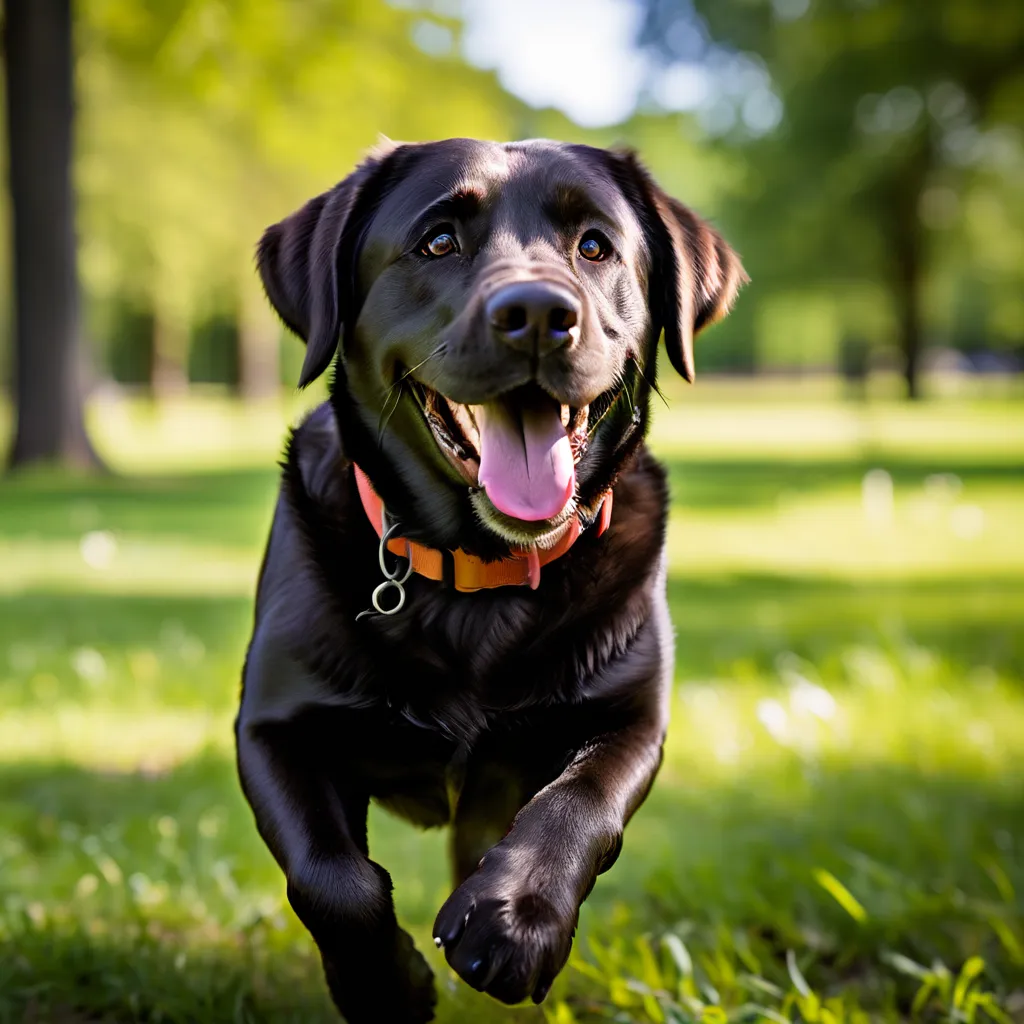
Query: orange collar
353 464 612 593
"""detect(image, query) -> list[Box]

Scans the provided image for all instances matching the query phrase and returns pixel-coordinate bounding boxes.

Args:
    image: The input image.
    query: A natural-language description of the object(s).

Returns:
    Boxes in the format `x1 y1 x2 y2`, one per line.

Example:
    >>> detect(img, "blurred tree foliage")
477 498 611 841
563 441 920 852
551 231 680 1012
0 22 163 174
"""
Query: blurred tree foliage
68 0 527 398
640 0 1024 395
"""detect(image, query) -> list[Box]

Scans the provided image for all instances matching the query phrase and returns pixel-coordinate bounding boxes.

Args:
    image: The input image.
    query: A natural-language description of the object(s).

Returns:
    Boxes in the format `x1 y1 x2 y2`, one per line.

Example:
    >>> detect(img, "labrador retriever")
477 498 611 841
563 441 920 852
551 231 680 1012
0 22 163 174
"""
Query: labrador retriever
237 138 745 1022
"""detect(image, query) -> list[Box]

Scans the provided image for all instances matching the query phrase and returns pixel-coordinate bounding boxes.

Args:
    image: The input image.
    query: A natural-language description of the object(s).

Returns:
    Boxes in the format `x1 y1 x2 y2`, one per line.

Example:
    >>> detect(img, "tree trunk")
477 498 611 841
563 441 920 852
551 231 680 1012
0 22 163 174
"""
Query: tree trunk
237 272 281 402
4 0 101 468
892 231 923 401
884 138 930 402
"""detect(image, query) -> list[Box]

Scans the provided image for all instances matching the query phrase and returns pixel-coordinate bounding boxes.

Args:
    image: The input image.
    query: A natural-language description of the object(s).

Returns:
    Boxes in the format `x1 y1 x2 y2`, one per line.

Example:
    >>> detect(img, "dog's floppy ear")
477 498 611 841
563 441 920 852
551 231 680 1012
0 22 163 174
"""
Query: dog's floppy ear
618 153 748 382
256 146 397 387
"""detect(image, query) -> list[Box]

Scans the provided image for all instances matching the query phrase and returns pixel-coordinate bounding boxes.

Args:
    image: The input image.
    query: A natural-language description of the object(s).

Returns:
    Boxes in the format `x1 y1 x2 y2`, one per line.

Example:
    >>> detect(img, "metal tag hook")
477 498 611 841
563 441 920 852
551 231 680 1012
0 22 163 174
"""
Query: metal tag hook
356 510 413 620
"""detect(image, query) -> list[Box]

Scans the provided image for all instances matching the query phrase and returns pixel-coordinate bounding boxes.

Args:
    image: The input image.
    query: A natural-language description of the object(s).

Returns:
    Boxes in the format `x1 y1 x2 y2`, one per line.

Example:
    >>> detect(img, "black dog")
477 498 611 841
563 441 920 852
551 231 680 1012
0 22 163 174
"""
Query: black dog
237 138 744 1022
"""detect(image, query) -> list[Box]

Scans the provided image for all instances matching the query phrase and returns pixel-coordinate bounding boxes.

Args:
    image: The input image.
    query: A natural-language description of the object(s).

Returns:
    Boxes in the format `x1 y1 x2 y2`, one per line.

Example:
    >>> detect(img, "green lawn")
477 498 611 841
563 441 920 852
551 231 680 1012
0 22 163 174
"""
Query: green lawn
1 383 1022 1023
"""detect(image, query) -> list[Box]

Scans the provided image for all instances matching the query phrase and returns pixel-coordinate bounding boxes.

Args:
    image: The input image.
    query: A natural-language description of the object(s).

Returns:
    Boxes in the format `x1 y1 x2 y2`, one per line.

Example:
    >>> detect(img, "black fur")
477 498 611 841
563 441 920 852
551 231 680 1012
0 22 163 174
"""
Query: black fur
237 138 744 1021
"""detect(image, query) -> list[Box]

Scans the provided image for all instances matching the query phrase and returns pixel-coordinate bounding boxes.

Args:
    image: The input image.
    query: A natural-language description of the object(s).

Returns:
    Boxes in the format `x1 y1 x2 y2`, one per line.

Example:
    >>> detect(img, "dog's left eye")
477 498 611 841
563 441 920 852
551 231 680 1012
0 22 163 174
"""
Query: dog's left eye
422 231 458 258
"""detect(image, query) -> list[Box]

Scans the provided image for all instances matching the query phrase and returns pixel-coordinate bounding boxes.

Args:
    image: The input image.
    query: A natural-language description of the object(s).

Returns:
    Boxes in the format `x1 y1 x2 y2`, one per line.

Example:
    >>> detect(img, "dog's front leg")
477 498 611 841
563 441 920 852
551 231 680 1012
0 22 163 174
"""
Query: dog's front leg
236 716 436 1023
433 705 666 1006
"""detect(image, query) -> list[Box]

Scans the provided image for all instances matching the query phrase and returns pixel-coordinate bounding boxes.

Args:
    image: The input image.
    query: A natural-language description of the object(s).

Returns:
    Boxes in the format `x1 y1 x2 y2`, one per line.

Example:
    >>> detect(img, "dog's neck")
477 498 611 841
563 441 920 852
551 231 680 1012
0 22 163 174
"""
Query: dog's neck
352 463 613 594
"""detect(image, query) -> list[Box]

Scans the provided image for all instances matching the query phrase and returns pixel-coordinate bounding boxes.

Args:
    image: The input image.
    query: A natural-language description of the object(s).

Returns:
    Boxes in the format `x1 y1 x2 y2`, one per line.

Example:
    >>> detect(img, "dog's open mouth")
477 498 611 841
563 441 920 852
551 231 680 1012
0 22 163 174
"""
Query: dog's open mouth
411 382 590 525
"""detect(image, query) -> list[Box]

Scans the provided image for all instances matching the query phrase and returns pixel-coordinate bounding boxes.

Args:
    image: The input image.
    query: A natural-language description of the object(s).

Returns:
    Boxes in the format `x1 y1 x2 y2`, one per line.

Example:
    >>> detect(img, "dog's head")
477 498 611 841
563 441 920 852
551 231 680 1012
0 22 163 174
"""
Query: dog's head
259 139 745 555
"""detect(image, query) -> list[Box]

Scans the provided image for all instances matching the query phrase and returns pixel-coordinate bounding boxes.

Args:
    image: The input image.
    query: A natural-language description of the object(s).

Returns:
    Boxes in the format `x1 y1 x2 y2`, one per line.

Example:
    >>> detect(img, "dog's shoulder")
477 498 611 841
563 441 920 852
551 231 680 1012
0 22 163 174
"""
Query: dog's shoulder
254 402 361 632
284 401 350 509
246 405 379 703
616 444 670 527
577 443 669 587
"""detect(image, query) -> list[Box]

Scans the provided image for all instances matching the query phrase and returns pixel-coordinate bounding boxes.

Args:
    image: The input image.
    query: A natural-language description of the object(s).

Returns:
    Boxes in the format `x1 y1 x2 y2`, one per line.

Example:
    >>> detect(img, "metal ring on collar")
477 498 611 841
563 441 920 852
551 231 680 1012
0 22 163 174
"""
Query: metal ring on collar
370 577 407 615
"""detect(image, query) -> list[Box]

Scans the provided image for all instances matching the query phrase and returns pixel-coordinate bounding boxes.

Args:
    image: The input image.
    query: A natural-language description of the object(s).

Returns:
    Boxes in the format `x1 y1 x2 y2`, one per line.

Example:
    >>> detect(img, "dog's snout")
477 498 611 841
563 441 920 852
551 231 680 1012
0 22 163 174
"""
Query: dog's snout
486 281 580 355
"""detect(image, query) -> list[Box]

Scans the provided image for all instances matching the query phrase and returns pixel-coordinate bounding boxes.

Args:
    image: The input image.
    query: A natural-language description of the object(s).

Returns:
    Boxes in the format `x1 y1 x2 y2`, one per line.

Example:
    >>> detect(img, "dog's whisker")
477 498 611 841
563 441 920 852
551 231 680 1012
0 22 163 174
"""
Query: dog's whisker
392 345 447 398
586 371 630 440
615 368 633 417
376 345 447 447
377 382 403 447
380 345 446 413
630 355 666 409
403 344 446 382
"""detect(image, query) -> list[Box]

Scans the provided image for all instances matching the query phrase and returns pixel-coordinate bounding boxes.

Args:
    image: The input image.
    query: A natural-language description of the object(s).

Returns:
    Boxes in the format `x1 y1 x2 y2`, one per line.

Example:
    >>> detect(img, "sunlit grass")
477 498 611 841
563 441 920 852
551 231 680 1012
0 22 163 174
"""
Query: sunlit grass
0 708 232 770
653 395 1024 461
1 386 1022 1022
666 486 1024 580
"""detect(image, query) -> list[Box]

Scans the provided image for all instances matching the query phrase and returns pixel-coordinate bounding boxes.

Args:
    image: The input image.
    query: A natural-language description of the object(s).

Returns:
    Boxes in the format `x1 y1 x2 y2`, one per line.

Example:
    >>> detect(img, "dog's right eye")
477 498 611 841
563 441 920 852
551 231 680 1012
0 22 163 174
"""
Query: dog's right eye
422 230 459 258
578 231 611 262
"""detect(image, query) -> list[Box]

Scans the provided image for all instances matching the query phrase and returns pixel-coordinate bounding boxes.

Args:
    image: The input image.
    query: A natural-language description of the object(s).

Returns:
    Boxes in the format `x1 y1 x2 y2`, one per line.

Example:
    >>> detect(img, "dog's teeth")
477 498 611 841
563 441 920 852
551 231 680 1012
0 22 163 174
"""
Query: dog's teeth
561 404 570 427
455 403 481 452
568 404 590 464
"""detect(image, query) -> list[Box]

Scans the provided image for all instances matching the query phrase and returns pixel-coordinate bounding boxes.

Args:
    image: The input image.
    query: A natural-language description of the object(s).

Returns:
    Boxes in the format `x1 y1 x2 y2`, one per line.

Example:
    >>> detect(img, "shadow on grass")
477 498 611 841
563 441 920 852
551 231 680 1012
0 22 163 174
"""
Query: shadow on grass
0 921 339 1024
1 742 1022 1022
0 591 254 712
0 592 252 655
0 468 279 548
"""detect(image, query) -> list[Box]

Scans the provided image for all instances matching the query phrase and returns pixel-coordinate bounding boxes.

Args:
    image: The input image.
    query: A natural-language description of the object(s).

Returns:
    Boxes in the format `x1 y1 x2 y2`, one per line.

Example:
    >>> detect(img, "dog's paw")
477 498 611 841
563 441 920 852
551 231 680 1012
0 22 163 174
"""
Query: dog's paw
322 927 437 1023
433 855 576 1005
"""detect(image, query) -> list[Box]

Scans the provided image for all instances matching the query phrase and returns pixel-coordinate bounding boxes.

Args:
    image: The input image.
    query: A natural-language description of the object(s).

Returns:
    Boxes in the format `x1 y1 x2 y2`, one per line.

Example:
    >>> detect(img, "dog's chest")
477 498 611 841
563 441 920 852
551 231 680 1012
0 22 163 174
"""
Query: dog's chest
372 581 552 684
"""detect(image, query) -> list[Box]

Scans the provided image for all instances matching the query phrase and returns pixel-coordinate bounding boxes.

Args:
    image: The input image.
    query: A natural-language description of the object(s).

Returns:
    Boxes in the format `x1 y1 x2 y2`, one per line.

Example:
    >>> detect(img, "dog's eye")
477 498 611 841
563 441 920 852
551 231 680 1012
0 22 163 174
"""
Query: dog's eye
578 232 610 262
422 231 458 258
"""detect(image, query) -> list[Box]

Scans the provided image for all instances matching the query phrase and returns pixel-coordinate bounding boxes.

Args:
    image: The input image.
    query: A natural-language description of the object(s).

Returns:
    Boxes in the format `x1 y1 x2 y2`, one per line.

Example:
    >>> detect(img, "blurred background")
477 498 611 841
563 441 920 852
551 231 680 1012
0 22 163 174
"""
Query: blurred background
1 1 1022 1022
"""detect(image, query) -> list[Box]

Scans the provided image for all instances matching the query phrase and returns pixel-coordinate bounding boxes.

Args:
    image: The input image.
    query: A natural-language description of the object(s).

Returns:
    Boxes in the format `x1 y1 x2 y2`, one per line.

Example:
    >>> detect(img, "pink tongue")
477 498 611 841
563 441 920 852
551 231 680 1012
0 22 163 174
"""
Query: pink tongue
476 395 575 521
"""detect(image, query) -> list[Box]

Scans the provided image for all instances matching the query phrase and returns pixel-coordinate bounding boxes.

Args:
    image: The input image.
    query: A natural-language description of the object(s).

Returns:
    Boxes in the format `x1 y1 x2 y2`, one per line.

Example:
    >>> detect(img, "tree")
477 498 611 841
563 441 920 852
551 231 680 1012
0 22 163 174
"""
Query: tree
4 0 99 466
640 0 1024 397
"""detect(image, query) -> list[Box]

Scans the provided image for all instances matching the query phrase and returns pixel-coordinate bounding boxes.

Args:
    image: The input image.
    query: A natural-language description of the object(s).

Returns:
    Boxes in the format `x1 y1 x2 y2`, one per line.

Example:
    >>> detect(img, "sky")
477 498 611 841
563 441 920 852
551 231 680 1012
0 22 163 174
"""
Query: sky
447 0 781 136
459 0 652 128
398 0 782 135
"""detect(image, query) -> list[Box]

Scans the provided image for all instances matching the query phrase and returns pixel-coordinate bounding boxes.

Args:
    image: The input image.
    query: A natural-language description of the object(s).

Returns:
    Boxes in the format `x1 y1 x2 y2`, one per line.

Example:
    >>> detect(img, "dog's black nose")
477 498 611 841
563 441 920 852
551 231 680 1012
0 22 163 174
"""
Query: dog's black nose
486 281 580 355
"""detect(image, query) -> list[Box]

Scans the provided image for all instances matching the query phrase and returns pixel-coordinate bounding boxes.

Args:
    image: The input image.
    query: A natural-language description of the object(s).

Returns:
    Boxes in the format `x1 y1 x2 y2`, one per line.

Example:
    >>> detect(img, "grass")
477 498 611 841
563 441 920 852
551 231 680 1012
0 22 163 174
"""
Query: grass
1 379 1022 1023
